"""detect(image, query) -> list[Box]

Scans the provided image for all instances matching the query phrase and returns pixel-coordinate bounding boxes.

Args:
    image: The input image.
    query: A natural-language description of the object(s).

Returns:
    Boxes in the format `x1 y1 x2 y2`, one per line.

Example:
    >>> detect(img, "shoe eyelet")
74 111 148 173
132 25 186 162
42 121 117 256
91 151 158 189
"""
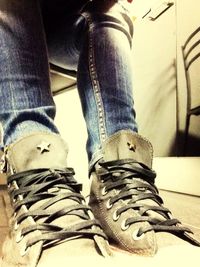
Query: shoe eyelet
14 221 19 231
112 210 120 221
132 229 145 241
168 212 173 219
16 230 23 243
101 186 107 196
121 220 130 231
88 210 95 219
20 245 30 257
106 199 113 209
48 187 60 193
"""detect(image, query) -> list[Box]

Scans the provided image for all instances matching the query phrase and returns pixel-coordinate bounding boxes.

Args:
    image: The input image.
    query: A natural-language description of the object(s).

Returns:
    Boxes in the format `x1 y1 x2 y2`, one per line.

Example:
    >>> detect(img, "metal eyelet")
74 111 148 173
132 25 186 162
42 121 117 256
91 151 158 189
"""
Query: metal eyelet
106 199 113 209
20 245 30 257
168 212 173 219
121 220 130 231
101 186 107 196
88 210 95 219
112 210 120 221
48 187 60 193
14 221 19 231
16 230 23 243
132 229 145 241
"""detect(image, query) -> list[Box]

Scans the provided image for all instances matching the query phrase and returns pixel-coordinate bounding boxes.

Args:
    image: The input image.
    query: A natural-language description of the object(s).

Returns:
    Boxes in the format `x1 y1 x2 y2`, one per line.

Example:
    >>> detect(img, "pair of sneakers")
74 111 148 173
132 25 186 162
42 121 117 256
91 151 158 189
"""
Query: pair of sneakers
1 131 199 267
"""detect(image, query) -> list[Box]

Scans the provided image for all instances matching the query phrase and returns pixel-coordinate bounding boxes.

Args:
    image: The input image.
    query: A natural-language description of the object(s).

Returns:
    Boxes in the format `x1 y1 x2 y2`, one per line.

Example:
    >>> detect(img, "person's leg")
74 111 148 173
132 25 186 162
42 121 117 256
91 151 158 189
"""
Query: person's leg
80 1 200 256
0 1 110 266
41 0 200 257
46 0 200 256
78 3 138 169
0 0 59 148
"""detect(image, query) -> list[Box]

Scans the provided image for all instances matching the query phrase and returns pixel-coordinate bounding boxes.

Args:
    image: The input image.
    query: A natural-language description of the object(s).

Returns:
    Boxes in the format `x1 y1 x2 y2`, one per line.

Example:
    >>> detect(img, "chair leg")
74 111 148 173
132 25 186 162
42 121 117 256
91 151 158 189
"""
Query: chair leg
183 114 190 155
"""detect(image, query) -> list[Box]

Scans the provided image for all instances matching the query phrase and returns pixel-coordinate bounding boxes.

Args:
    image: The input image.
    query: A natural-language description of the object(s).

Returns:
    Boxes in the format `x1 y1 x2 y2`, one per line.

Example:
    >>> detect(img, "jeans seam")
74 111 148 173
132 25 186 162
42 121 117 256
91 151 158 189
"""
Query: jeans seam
83 12 107 144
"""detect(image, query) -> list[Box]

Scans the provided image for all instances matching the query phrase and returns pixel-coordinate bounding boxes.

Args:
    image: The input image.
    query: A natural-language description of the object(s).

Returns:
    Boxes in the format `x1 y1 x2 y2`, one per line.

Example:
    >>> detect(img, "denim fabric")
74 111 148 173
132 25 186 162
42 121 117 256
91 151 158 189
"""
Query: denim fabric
0 0 138 168
0 0 59 148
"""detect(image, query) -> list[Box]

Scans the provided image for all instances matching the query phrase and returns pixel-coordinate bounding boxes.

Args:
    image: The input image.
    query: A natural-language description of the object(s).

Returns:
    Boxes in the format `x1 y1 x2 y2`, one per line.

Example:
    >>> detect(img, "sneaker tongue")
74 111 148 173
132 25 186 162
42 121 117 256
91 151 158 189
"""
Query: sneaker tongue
102 131 153 168
7 133 69 172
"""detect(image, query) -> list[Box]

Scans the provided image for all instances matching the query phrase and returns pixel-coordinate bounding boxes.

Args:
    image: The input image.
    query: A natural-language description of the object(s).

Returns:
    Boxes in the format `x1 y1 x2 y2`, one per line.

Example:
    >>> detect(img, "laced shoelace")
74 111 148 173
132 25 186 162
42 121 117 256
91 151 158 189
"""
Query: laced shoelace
97 159 200 245
8 168 107 255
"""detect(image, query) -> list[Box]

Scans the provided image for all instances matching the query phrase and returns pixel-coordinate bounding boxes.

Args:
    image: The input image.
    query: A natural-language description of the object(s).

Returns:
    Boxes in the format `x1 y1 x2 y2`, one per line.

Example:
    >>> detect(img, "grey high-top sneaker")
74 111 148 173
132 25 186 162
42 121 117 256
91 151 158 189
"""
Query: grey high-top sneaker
1 132 111 267
89 130 200 256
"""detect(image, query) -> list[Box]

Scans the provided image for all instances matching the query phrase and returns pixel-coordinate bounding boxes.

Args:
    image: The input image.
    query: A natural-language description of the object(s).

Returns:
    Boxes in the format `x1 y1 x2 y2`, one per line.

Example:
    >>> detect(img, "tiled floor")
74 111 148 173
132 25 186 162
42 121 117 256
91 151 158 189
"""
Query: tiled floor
0 185 200 266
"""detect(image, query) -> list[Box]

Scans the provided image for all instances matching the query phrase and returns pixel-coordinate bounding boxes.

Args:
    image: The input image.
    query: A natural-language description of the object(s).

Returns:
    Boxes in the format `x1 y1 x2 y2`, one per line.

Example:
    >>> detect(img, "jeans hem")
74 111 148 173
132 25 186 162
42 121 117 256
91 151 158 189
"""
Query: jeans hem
88 149 104 175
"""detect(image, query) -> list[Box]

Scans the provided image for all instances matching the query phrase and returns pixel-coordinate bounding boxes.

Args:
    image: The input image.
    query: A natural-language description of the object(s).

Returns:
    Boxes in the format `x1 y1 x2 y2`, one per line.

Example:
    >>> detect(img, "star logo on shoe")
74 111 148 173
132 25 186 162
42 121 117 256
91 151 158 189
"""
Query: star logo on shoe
127 142 136 152
37 141 51 154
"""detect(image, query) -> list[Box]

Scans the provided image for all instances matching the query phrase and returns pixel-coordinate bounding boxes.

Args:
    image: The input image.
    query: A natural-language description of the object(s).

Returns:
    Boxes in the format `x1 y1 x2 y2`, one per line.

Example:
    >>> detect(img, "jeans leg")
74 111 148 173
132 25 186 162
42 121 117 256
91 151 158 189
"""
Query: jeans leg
78 3 138 168
0 0 59 149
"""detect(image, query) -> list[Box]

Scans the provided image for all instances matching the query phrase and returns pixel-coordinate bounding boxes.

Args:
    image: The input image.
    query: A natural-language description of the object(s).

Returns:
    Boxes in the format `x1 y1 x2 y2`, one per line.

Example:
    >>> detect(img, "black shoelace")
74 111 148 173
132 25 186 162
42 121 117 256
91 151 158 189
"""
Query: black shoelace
8 168 107 254
97 159 200 246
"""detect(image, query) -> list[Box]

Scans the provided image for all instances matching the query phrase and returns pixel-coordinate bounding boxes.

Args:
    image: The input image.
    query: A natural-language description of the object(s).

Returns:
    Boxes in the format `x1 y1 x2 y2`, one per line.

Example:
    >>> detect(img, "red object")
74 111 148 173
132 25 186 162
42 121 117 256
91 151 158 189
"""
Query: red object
127 0 133 2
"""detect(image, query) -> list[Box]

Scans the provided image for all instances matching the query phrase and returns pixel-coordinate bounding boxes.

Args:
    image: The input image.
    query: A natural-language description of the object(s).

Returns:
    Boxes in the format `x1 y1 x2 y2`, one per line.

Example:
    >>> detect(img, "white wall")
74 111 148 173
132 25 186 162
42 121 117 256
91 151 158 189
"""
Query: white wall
130 0 200 156
54 91 89 193
132 0 177 156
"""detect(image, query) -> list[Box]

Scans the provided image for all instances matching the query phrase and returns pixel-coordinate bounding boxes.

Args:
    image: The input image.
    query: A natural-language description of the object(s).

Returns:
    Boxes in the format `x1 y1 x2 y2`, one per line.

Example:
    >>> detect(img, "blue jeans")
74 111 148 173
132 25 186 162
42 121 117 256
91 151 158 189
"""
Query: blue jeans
0 0 138 169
